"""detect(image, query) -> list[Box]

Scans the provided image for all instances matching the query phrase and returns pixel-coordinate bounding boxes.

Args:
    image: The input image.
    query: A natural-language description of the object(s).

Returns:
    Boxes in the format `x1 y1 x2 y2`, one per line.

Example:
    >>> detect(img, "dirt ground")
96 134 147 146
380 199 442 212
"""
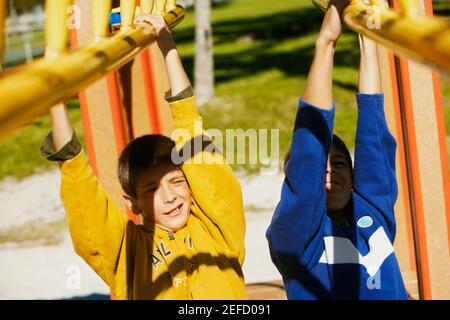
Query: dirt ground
0 169 286 300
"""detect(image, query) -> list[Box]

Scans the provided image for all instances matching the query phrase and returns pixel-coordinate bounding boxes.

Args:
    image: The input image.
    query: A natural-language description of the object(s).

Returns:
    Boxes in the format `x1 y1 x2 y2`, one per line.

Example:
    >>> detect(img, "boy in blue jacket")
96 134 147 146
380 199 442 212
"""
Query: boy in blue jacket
266 0 408 299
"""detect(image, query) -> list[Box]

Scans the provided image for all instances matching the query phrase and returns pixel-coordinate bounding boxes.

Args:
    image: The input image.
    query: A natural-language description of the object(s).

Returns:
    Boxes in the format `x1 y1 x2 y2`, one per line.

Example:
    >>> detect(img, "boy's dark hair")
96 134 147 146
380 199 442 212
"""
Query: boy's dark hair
118 134 177 198
284 134 353 175
331 134 353 174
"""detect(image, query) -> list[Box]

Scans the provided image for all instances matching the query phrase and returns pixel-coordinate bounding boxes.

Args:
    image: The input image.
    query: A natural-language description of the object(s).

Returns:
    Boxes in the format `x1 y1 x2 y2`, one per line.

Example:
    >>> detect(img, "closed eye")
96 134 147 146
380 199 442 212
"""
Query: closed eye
332 161 347 167
172 178 186 185
146 186 158 193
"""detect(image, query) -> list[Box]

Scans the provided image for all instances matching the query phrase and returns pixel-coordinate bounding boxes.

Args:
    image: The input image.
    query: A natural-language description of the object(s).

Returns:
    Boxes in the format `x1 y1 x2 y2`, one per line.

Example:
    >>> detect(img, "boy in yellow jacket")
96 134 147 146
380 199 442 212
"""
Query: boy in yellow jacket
41 15 247 300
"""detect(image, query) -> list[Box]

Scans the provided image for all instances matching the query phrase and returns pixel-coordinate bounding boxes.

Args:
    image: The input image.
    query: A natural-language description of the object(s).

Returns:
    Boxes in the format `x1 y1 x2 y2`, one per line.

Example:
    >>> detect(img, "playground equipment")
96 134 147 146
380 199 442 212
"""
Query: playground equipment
69 0 182 217
0 0 448 300
0 0 184 221
0 0 184 140
314 0 450 300
313 0 450 72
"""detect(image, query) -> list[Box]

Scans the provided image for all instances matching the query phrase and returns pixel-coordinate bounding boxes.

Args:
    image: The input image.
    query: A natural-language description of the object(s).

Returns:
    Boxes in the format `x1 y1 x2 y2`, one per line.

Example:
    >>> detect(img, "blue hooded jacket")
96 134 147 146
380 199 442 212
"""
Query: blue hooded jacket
266 94 408 300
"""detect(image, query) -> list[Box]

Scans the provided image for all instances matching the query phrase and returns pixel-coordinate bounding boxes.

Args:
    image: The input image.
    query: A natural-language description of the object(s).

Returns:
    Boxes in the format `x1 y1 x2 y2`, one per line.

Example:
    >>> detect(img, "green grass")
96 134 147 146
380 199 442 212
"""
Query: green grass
0 100 85 179
0 0 449 178
2 30 45 67
6 29 45 48
433 0 450 14
441 77 450 170
179 0 361 171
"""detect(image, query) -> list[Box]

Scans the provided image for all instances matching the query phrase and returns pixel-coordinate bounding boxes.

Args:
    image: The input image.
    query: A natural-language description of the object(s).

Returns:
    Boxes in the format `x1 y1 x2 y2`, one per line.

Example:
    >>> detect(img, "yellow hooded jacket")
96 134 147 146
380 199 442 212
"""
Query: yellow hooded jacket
60 96 247 299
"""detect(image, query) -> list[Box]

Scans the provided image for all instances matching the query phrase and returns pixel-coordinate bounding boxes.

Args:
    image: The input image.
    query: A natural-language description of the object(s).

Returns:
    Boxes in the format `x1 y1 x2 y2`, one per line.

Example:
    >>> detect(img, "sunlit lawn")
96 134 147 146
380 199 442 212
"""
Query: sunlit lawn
0 0 449 178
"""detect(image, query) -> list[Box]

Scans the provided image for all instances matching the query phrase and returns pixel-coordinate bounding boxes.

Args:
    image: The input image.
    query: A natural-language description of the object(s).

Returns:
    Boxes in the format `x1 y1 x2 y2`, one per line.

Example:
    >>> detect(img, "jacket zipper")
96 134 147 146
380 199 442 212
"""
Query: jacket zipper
168 230 181 251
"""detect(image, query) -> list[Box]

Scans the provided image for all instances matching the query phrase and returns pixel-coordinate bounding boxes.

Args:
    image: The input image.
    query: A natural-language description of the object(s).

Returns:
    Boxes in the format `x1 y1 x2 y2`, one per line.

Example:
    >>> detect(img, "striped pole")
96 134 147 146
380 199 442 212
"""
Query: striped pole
45 0 72 58
140 0 155 14
120 0 137 30
93 0 113 38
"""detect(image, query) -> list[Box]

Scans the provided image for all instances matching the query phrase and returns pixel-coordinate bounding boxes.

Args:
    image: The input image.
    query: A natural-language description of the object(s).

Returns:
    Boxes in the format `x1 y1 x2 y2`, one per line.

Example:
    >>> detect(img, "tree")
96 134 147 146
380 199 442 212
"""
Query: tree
194 0 214 106
13 0 43 13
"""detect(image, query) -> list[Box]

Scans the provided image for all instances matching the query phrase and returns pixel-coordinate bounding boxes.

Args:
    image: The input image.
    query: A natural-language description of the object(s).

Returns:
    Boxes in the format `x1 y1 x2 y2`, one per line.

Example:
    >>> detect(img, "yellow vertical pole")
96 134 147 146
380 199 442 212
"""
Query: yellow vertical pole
398 0 420 16
141 0 155 14
154 0 167 15
0 0 6 72
120 0 137 30
45 0 72 57
93 0 113 38
166 0 177 11
370 0 389 9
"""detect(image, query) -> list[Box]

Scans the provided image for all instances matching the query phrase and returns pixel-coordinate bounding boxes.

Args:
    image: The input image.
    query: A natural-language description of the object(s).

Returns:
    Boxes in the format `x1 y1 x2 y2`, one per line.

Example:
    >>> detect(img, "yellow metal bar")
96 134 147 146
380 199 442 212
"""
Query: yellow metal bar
398 0 419 16
0 0 6 72
140 0 155 14
93 0 113 38
370 0 388 8
0 6 185 140
343 1 450 72
120 0 137 30
311 0 450 73
154 0 167 15
45 0 72 55
166 0 177 11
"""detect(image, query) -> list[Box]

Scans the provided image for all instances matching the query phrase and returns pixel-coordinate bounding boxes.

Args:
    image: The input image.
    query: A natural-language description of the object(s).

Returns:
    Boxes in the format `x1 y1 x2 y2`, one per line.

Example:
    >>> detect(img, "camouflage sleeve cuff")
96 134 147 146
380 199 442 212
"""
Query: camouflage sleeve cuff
40 132 83 162
164 86 194 103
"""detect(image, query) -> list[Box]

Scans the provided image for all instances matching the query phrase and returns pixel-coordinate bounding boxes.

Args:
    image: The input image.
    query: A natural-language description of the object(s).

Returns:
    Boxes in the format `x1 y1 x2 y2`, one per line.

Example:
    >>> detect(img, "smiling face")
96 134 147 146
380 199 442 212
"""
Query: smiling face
325 145 353 211
124 163 191 231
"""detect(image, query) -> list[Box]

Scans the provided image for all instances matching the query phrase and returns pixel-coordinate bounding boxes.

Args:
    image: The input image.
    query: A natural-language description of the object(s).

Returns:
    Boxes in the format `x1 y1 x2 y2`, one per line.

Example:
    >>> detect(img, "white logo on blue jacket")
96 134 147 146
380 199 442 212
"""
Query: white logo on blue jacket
318 227 394 277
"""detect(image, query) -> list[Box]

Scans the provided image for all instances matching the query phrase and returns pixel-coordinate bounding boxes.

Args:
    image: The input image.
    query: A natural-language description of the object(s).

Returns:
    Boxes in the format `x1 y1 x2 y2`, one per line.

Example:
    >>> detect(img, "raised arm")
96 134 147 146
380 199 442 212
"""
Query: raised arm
135 15 245 261
267 2 347 275
135 15 190 95
45 102 128 291
302 0 348 109
353 35 398 239
49 103 74 151
358 35 381 94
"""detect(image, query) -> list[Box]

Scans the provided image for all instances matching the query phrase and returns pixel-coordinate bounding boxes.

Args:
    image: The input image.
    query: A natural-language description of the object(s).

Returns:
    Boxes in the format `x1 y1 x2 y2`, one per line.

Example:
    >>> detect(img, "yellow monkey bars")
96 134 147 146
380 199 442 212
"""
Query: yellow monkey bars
0 0 184 140
312 0 450 72
0 0 448 139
